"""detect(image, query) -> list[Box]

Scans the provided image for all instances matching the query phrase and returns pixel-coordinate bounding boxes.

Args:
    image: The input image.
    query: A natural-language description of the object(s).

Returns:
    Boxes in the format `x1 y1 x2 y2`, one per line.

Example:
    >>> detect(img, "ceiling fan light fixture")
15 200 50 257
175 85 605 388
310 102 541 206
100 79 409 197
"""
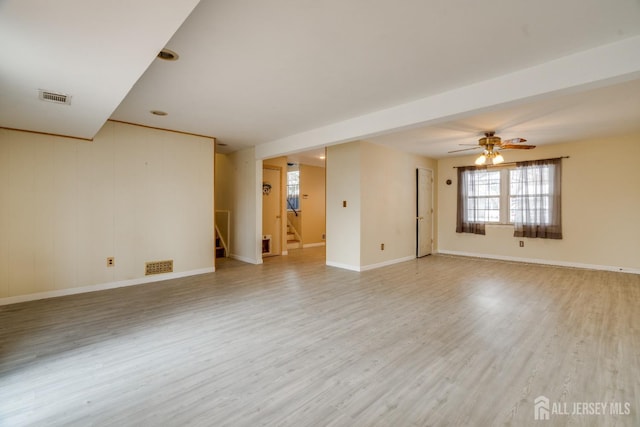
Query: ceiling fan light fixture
493 152 504 164
475 154 487 165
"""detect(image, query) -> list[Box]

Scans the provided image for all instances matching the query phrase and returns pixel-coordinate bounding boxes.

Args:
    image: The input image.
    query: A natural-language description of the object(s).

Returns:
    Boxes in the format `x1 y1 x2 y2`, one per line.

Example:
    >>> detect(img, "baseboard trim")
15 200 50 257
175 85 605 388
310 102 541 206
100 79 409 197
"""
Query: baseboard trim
327 255 416 272
0 267 216 306
326 261 361 272
302 242 326 248
360 255 416 272
230 254 263 265
437 250 640 275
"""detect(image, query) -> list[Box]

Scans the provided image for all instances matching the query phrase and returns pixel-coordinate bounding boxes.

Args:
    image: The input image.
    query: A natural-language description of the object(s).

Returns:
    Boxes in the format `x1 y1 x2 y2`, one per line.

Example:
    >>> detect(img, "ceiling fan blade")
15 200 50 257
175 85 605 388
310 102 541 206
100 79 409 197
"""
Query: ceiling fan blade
501 144 536 150
448 146 482 153
501 137 527 144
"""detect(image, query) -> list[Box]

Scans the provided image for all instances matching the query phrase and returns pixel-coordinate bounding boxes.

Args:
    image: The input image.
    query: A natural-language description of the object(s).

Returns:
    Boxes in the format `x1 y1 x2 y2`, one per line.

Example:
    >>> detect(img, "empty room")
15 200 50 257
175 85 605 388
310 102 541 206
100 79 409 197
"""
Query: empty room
1 1 639 426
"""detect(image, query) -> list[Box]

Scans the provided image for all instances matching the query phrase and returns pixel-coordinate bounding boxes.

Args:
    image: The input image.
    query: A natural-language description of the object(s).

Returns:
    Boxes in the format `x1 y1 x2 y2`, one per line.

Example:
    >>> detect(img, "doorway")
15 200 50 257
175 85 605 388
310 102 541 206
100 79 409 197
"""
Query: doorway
416 168 433 257
262 166 283 257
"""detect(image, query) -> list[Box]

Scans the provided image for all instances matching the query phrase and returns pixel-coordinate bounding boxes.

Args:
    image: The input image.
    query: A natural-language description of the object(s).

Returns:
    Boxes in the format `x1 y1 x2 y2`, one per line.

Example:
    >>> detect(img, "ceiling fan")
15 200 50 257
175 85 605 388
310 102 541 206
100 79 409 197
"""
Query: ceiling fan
448 131 536 165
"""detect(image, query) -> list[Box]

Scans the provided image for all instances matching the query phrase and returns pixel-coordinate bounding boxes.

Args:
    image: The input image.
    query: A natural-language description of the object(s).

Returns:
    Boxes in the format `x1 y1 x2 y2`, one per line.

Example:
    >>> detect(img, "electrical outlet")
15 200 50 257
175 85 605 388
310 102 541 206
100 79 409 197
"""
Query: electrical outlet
519 241 524 247
107 257 115 267
381 243 385 250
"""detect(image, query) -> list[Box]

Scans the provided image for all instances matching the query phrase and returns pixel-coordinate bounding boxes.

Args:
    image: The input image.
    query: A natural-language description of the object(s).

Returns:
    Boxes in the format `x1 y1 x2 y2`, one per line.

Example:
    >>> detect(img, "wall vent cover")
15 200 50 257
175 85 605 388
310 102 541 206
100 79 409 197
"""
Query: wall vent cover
145 260 173 275
38 89 71 105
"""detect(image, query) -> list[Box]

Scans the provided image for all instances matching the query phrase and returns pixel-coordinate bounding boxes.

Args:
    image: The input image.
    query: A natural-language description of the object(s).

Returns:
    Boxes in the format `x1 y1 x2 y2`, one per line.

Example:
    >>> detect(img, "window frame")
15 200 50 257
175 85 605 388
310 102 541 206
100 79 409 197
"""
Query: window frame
461 165 553 226
508 166 554 225
465 169 502 224
286 169 300 211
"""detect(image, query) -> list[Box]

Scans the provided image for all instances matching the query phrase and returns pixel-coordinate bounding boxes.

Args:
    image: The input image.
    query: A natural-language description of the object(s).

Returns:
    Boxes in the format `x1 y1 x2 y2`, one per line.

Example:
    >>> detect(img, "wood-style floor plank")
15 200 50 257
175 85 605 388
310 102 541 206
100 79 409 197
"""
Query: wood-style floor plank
1 248 639 426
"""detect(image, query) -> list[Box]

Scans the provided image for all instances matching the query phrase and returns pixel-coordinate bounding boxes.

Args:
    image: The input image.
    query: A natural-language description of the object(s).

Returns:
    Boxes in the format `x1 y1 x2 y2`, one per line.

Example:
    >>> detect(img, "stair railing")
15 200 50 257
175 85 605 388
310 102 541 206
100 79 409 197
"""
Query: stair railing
287 197 299 216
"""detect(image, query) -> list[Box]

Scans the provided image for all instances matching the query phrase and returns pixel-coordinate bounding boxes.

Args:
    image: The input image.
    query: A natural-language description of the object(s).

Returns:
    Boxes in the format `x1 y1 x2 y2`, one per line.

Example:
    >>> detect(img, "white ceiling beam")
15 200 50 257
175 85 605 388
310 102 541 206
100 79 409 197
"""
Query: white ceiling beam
256 35 640 160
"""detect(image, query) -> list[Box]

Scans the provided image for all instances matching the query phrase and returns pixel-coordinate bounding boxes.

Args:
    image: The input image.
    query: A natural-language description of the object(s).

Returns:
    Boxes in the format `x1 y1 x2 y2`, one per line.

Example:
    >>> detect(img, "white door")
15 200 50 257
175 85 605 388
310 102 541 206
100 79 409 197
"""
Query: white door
417 168 433 257
262 167 282 257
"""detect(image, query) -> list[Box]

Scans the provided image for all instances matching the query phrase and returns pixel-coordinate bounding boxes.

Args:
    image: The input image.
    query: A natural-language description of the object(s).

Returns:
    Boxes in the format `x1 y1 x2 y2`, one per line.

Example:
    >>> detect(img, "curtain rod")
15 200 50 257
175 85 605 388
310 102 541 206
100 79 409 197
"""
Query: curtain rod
452 156 570 169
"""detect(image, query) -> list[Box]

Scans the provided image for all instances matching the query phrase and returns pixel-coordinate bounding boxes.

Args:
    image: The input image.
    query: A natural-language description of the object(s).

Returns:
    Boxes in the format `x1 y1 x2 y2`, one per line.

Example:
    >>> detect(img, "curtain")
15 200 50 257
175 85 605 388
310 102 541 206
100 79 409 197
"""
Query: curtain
512 158 562 239
456 166 486 235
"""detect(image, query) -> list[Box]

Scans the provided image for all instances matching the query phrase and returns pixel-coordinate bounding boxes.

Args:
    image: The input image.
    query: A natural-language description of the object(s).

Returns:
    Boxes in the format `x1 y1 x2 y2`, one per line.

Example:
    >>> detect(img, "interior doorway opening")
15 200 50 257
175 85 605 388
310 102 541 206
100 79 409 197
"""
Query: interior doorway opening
416 167 434 257
264 148 326 261
262 165 283 258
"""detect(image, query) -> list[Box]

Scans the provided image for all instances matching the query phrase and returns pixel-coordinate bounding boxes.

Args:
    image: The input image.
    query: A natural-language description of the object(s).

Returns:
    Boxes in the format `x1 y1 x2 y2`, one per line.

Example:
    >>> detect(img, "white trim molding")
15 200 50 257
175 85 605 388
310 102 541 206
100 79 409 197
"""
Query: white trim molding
303 242 326 248
437 250 640 275
327 255 416 272
360 255 416 272
230 254 263 265
326 261 361 272
0 267 216 306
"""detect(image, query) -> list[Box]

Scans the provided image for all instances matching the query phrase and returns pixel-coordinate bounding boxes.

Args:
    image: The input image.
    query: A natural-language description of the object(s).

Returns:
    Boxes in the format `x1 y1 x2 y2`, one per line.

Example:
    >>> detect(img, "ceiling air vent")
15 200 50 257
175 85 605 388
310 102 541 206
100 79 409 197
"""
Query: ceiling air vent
38 89 72 105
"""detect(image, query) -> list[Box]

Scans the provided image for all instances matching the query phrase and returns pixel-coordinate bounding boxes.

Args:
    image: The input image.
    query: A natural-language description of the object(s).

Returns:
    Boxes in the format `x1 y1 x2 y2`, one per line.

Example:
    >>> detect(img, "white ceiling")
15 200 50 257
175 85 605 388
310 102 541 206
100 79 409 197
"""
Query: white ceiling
366 78 640 158
2 0 640 158
286 148 326 168
0 0 200 139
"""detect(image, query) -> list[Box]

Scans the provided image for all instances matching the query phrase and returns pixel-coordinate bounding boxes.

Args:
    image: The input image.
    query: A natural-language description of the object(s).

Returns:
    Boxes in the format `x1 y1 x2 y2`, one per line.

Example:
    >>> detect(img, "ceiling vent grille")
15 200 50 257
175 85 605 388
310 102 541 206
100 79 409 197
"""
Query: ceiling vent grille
38 89 71 105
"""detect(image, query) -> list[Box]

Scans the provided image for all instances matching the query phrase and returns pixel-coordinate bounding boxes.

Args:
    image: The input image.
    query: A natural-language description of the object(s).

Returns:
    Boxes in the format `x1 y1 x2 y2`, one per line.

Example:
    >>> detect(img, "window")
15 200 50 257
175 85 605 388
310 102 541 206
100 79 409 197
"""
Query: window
287 170 299 211
509 167 551 224
456 158 562 239
465 169 501 223
511 159 563 239
456 166 495 235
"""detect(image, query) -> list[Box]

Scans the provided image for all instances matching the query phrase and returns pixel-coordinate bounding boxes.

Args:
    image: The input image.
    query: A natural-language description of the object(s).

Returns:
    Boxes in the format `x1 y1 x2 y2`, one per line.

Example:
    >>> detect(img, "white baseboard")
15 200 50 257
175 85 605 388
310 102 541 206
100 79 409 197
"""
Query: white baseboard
437 250 640 275
0 267 216 306
327 255 416 272
302 242 326 248
326 261 361 272
360 255 416 272
230 254 263 265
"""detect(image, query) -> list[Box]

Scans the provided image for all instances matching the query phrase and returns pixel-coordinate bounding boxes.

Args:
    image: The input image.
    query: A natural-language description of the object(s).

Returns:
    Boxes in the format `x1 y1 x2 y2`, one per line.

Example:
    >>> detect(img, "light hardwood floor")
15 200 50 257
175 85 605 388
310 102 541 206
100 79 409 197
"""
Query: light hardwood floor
1 248 639 426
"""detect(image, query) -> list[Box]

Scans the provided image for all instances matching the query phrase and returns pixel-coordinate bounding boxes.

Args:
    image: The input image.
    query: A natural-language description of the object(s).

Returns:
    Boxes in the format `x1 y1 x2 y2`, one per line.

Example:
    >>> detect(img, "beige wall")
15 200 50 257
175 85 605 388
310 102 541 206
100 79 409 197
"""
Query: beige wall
0 122 215 300
437 133 640 272
360 142 437 268
326 141 437 270
222 147 263 264
300 164 326 246
215 152 233 212
326 142 362 269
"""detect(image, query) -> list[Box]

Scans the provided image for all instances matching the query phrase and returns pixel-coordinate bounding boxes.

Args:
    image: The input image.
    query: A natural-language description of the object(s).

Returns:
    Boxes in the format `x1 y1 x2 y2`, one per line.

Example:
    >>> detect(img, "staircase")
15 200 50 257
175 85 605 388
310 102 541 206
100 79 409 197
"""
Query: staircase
215 210 230 259
216 230 227 258
286 221 301 250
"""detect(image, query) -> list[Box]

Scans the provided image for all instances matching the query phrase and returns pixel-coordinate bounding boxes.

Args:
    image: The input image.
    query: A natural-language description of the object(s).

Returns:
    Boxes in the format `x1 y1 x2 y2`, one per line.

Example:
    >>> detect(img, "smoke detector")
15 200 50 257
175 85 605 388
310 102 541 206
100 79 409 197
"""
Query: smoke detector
38 89 71 105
